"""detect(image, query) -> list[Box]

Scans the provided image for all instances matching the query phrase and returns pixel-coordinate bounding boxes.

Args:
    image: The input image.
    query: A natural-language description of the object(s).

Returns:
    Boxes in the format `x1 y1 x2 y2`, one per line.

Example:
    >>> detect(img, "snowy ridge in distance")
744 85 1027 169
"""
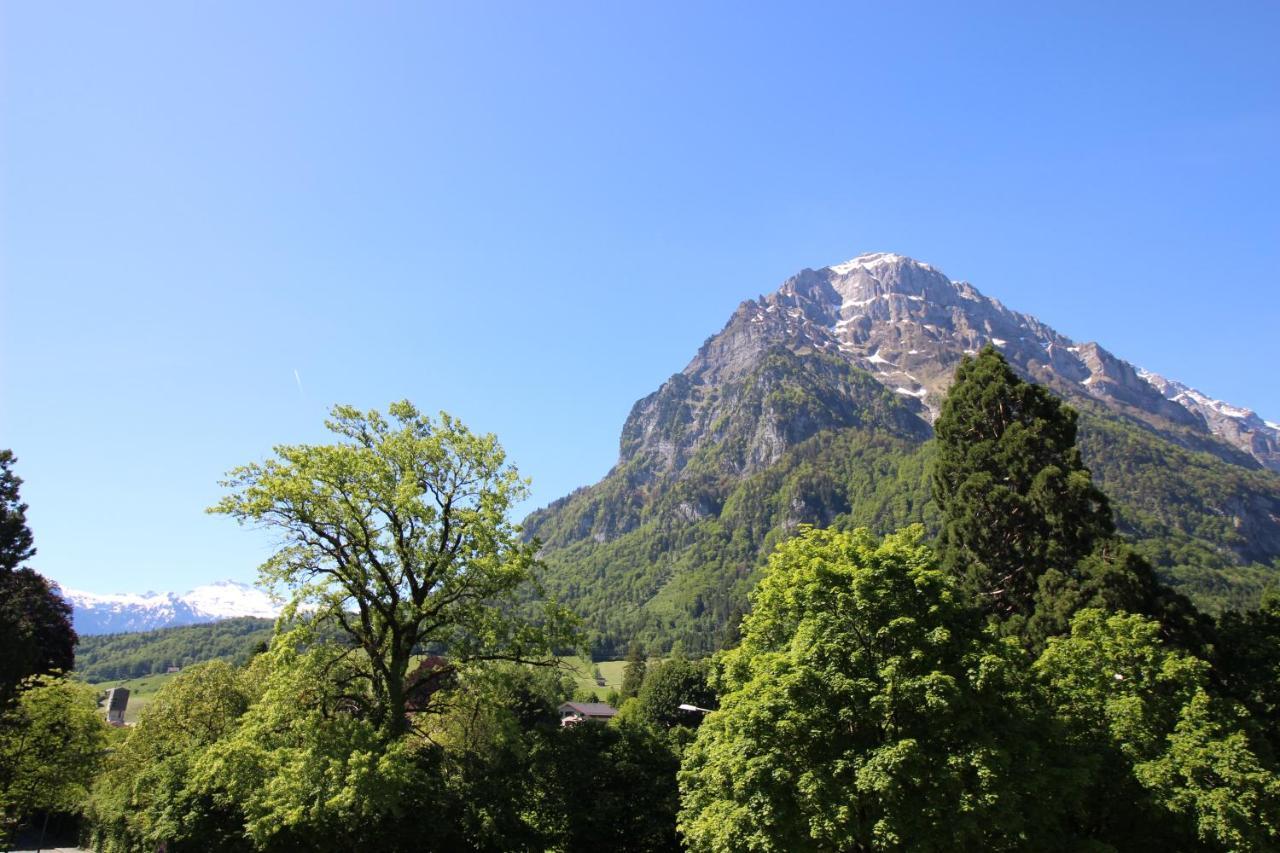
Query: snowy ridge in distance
64 580 281 635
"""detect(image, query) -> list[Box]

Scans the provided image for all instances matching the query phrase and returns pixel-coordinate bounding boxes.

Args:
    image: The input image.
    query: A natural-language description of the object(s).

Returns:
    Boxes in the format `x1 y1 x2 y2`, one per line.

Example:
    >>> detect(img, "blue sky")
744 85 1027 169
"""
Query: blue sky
2 3 1277 594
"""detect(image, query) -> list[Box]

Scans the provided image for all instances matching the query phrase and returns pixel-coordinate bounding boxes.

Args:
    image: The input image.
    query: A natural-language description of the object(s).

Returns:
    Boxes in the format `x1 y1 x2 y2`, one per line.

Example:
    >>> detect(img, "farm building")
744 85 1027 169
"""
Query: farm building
558 701 618 726
105 687 130 726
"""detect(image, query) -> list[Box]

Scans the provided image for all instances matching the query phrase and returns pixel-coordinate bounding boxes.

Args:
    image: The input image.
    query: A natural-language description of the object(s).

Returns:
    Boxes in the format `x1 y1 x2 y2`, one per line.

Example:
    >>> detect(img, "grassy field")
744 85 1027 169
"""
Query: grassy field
560 657 661 701
88 671 177 724
86 658 659 721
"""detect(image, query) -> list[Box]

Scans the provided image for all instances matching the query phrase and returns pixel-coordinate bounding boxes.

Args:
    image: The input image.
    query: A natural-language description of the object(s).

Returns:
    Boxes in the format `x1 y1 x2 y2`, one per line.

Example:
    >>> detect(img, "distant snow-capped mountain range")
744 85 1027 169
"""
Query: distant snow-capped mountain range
64 581 281 635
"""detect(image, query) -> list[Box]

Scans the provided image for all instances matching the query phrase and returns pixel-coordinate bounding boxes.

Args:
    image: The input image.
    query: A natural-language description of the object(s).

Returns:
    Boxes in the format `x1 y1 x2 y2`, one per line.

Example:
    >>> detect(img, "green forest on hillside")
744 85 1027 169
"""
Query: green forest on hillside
75 618 275 682
531 382 1280 657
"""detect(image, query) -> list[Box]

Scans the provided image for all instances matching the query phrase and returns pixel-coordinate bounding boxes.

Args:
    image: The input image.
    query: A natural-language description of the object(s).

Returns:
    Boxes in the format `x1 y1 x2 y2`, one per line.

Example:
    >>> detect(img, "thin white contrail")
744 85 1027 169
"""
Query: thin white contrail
294 369 303 395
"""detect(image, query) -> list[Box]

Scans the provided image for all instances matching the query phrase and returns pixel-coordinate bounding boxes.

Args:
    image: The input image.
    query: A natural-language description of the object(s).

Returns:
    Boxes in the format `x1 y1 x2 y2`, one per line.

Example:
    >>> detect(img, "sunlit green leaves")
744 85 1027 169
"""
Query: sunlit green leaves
211 401 578 736
679 528 1057 852
0 676 108 845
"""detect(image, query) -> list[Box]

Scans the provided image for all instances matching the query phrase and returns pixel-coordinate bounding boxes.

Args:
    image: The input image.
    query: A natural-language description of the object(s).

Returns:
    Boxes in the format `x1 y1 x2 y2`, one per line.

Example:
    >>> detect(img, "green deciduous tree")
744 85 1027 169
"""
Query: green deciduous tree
631 656 714 732
0 676 109 846
190 642 440 853
211 402 577 738
678 527 1064 852
932 347 1114 621
84 660 257 853
1036 609 1280 851
527 719 681 852
1215 588 1280 753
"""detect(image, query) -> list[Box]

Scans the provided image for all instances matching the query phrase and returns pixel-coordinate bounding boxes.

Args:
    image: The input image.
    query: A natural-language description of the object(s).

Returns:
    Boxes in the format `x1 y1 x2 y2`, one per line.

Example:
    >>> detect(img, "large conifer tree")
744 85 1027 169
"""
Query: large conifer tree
931 348 1209 649
931 347 1114 620
0 451 76 704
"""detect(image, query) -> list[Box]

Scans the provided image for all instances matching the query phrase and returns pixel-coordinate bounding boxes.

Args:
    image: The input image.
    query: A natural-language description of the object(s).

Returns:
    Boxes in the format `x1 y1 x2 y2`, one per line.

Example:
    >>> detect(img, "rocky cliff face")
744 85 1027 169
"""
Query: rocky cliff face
619 346 930 482
619 252 1279 475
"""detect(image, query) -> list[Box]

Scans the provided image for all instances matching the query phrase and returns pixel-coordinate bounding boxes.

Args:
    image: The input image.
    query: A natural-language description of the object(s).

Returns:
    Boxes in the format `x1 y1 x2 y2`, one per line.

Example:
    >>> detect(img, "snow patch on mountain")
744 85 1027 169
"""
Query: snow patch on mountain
1138 369 1279 436
813 253 1278 470
64 581 281 635
828 252 933 276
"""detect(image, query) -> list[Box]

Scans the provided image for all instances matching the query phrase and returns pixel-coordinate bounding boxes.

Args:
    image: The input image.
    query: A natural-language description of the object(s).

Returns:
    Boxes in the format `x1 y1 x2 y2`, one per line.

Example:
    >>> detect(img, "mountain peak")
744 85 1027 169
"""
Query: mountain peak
705 252 1278 467
826 252 934 277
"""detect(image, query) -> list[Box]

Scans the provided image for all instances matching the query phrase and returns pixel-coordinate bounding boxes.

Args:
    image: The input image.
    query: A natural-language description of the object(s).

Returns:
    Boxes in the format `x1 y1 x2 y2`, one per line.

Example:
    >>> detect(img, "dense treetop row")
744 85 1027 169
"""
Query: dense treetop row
1 350 1278 850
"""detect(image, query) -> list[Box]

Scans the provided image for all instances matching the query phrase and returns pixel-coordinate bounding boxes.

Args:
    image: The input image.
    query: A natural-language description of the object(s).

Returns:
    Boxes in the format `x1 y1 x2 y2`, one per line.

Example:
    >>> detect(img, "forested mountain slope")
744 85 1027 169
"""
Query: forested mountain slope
75 617 274 681
525 254 1280 656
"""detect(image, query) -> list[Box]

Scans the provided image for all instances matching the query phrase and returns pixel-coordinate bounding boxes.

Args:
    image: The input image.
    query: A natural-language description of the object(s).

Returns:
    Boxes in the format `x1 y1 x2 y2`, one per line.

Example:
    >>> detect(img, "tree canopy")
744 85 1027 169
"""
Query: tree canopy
930 348 1212 651
932 346 1114 620
0 451 35 573
1037 609 1280 850
211 402 577 737
0 450 76 705
678 527 1062 851
0 676 108 847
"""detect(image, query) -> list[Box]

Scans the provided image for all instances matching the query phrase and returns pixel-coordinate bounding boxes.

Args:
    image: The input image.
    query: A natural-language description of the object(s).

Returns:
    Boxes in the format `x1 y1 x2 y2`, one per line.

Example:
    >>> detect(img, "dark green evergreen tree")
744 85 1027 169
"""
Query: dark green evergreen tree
930 348 1210 649
621 643 647 699
932 347 1114 620
0 571 77 703
0 451 36 573
0 451 76 705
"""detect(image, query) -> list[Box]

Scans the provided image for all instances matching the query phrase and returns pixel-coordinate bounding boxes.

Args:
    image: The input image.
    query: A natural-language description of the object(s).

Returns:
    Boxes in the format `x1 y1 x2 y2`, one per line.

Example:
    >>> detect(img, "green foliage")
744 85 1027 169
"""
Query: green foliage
679 527 1062 852
1214 588 1280 751
621 643 647 699
76 617 275 682
0 450 35 573
84 660 256 853
0 451 78 705
676 527 1279 852
0 569 78 706
0 676 109 846
191 643 440 853
211 401 579 737
428 662 570 852
631 656 714 732
1036 609 1280 850
932 346 1114 620
414 660 681 852
526 719 681 852
1138 691 1280 851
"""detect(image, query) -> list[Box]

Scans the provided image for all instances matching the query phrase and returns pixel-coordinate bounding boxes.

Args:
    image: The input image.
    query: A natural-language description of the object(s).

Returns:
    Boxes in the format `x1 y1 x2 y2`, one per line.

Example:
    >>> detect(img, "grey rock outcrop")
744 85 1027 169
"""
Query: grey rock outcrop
619 251 1279 473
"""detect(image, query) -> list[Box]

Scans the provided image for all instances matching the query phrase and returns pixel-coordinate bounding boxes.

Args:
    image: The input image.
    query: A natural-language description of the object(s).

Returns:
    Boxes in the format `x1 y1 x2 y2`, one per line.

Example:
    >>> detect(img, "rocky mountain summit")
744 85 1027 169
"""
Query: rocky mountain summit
626 251 1277 474
527 252 1280 656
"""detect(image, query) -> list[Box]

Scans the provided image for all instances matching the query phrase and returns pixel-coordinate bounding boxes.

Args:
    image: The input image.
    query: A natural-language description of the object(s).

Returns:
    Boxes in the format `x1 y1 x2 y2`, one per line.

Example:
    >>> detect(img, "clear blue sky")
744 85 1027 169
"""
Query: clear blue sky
2 3 1277 594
